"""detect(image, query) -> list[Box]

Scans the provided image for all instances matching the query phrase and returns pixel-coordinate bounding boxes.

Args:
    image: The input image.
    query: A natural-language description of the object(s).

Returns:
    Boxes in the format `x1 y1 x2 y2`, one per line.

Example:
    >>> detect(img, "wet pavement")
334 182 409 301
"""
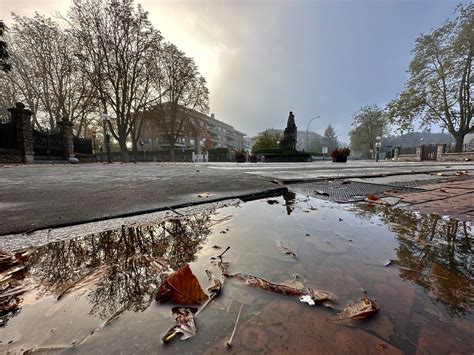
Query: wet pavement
1 193 472 354
0 161 473 236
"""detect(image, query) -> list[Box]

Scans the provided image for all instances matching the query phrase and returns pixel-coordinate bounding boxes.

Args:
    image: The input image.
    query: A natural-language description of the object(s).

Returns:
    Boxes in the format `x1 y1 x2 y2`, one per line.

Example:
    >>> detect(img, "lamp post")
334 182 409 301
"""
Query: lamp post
102 112 112 163
306 115 320 152
375 136 381 162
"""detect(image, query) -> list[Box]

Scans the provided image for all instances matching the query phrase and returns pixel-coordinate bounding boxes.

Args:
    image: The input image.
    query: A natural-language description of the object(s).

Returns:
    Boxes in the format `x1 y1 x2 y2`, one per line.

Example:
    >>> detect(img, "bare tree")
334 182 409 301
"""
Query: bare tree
67 0 163 159
3 13 97 135
154 43 209 161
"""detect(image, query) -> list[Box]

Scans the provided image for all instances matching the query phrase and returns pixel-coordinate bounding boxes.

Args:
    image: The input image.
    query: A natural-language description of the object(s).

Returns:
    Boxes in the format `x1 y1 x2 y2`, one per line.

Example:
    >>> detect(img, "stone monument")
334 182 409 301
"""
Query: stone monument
279 111 297 151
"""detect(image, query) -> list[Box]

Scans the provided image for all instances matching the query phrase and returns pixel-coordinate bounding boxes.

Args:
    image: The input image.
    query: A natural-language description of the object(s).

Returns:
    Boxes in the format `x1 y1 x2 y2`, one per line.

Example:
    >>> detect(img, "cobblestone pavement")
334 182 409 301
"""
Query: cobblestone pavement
399 178 474 221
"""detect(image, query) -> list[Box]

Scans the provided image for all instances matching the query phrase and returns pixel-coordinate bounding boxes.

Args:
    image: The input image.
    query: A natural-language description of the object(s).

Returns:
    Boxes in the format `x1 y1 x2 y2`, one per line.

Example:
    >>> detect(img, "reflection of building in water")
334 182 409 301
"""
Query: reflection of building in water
362 206 473 315
2 212 212 323
137 104 246 153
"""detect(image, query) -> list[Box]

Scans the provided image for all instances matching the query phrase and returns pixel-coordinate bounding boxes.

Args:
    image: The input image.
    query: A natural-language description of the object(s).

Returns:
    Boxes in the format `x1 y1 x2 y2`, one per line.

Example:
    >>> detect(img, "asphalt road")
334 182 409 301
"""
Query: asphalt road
0 160 472 235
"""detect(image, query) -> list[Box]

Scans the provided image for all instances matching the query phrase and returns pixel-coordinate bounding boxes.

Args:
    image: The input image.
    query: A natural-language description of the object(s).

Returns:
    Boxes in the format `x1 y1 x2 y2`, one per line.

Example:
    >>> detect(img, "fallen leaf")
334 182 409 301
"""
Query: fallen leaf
276 240 297 259
383 190 398 196
315 190 329 196
162 307 198 344
156 264 208 305
455 170 469 176
205 270 222 297
267 199 279 205
341 180 351 185
334 295 379 321
439 188 448 193
197 192 214 198
226 273 305 296
307 288 337 303
365 194 388 205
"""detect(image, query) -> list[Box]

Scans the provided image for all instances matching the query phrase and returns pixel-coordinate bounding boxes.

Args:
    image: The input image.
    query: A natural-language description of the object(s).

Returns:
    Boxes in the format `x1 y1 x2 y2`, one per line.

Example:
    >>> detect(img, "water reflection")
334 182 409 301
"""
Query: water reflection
360 205 473 315
3 212 212 322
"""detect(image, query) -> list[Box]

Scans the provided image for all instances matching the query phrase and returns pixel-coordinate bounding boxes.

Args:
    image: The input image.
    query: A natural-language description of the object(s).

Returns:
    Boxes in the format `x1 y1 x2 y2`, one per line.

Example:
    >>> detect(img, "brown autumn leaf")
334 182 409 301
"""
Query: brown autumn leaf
226 272 305 296
455 170 469 176
383 190 398 196
334 295 379 321
366 194 379 201
162 307 198 344
156 264 208 305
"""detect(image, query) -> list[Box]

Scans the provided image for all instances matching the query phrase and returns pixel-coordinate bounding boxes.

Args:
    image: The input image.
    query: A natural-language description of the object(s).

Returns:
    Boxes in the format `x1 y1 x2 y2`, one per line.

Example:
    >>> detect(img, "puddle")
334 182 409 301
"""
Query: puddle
0 194 472 353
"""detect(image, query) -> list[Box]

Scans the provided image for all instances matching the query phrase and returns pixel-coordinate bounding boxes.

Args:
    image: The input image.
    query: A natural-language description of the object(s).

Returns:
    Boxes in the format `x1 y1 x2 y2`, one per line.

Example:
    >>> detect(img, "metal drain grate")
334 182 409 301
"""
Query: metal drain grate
294 181 423 203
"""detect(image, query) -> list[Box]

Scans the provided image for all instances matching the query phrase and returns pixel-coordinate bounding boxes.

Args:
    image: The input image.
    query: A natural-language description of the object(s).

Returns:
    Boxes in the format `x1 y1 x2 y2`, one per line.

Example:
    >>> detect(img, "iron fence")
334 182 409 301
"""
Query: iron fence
0 116 17 150
33 129 65 160
399 146 416 155
73 137 93 154
445 143 474 153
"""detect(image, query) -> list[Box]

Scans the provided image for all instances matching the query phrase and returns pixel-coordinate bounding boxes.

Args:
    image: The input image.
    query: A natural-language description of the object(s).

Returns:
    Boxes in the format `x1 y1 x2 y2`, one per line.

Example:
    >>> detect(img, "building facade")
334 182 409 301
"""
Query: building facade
138 105 246 153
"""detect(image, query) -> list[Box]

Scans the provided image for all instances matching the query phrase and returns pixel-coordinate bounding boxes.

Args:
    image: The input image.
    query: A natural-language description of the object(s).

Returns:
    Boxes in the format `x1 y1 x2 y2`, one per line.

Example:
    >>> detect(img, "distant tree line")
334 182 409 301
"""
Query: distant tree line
0 0 209 159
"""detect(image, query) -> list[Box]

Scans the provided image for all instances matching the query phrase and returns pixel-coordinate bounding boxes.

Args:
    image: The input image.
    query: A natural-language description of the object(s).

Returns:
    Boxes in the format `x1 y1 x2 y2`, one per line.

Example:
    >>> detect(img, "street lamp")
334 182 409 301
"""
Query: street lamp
102 112 112 163
375 136 381 162
306 115 320 152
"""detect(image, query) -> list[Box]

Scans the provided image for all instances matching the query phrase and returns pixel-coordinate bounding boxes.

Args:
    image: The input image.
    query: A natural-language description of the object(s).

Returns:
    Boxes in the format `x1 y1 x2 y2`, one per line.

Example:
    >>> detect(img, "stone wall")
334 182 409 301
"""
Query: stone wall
0 149 24 164
437 152 474 161
395 154 418 162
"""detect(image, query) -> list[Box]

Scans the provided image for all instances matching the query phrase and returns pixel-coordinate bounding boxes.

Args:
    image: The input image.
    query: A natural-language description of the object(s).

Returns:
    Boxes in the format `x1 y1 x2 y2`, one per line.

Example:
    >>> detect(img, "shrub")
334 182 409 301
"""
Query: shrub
235 150 246 162
331 147 350 160
249 154 258 163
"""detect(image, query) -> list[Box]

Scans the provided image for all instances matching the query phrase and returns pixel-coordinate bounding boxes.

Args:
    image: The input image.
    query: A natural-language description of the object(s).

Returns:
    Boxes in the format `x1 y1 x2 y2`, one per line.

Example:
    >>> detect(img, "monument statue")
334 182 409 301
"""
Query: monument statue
280 111 297 151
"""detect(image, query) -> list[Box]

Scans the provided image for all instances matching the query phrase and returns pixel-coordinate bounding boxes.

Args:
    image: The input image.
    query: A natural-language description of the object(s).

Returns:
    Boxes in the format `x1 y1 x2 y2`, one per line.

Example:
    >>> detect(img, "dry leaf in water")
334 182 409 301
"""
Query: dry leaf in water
205 270 222 297
226 272 305 296
156 264 208 305
334 295 379 321
162 307 198 344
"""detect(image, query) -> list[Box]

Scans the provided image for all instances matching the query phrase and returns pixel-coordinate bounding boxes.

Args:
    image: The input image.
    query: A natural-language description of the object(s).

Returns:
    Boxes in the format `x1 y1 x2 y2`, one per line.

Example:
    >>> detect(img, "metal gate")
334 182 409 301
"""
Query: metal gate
33 129 65 160
422 144 437 161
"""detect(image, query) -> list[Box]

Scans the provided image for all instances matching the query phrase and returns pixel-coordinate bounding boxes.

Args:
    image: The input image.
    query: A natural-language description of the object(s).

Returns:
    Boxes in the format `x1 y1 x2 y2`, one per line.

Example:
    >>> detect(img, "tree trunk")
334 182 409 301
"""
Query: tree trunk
119 139 129 162
169 140 175 162
131 139 138 162
454 135 464 152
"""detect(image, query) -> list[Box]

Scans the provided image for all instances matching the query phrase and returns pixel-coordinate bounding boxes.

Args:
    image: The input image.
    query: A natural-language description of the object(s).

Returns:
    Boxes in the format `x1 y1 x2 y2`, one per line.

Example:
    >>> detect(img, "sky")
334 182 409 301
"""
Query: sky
0 0 468 141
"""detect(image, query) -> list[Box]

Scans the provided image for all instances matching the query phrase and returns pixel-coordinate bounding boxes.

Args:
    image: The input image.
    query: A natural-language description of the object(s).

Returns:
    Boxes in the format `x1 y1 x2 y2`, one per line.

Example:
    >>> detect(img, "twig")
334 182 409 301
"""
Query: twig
195 293 216 316
226 303 244 348
218 246 230 259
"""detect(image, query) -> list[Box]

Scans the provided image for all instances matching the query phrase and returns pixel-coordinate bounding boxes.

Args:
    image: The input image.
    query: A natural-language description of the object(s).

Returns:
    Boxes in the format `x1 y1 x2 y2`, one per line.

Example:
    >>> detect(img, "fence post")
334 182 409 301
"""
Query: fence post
393 147 400 160
416 145 424 161
7 102 34 163
436 144 445 161
58 119 75 162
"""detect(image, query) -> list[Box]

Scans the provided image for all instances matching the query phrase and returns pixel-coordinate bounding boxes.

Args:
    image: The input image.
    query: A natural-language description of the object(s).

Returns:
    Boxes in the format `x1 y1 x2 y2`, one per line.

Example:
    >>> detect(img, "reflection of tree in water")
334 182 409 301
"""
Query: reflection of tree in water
361 205 473 315
27 212 212 319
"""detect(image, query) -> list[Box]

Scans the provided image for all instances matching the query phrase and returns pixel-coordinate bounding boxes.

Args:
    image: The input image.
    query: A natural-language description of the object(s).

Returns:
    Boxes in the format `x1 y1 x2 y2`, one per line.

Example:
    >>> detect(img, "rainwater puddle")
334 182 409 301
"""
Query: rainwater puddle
0 193 472 354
